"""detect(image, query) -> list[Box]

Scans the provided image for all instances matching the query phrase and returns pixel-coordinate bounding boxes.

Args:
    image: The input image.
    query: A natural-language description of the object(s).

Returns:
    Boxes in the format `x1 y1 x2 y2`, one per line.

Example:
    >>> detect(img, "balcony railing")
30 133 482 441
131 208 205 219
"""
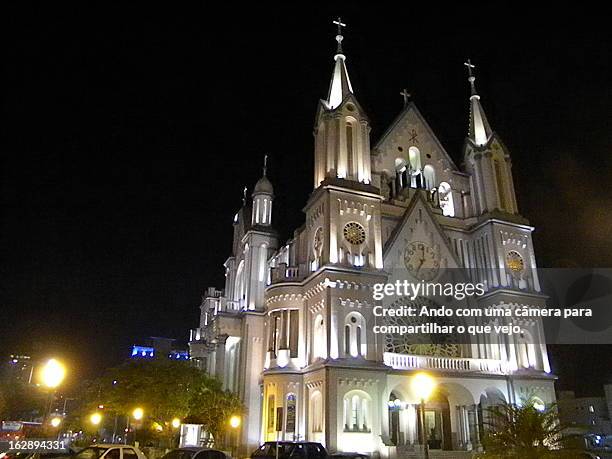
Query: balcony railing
383 352 510 375
270 263 303 284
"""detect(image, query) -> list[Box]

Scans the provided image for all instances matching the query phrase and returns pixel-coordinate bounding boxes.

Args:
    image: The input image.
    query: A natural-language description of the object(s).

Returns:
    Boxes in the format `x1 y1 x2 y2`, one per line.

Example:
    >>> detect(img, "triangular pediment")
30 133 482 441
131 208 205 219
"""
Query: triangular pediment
372 102 459 176
383 192 462 280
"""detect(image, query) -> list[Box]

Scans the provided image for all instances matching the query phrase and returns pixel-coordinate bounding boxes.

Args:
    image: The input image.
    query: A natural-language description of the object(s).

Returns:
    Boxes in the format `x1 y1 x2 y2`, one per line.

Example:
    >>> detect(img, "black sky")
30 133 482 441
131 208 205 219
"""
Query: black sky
1 5 611 395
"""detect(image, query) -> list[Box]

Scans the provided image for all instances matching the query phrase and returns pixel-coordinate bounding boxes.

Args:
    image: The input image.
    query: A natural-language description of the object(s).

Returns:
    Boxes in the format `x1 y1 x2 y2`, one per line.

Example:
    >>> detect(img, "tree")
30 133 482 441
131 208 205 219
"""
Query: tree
0 386 6 419
186 377 244 445
0 381 47 421
477 398 578 459
77 360 244 446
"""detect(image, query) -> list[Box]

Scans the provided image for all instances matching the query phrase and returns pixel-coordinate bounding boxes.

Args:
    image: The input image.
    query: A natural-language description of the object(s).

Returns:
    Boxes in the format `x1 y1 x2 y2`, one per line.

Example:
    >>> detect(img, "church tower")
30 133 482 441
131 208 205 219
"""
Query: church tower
462 60 518 215
306 19 383 273
313 19 372 188
460 61 550 374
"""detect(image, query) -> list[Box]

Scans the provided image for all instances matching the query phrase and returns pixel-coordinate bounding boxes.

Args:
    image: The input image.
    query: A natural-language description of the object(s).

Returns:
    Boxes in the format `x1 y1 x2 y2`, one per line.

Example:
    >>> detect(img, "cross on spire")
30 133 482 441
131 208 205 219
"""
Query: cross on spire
400 88 411 106
333 17 346 35
332 17 346 53
263 154 268 176
464 59 478 95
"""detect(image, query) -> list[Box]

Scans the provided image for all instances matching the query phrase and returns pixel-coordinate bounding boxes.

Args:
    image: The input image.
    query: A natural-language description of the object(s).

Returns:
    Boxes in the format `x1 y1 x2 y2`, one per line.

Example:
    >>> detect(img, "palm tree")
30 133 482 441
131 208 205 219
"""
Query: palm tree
477 397 579 458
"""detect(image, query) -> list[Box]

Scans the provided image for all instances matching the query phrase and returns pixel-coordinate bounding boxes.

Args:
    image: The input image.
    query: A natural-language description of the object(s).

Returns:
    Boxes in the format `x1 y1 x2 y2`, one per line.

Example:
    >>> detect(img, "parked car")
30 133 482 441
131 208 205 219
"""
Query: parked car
160 448 230 459
330 454 369 459
251 442 327 459
72 445 146 459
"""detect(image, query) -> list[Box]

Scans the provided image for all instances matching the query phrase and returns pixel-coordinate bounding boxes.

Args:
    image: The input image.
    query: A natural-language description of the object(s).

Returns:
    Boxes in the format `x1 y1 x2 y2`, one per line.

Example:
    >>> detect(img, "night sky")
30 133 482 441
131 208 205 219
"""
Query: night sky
2 5 611 395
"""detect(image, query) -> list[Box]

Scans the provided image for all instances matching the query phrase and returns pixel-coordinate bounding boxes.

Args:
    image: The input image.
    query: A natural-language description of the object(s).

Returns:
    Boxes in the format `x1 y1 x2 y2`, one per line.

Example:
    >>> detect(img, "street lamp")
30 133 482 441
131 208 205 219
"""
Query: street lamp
229 416 241 429
132 408 144 421
90 412 102 426
229 416 241 457
40 359 67 422
40 359 66 388
171 418 181 429
50 417 62 428
412 372 437 459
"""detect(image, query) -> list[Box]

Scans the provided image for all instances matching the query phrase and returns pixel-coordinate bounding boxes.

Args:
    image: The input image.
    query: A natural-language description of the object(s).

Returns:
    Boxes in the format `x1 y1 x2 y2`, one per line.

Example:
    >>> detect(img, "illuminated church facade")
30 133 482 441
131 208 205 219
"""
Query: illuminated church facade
189 22 555 457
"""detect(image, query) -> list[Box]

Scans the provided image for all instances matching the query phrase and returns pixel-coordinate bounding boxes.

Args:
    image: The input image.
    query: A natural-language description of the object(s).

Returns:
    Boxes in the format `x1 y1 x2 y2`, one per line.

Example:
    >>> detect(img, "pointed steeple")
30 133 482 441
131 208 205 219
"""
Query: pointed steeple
464 59 493 147
326 17 353 110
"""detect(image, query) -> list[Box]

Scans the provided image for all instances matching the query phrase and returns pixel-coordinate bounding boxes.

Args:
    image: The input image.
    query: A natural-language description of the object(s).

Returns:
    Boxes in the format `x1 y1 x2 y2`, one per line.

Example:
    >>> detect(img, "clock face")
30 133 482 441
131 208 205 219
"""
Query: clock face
506 250 525 273
343 222 366 245
404 241 440 281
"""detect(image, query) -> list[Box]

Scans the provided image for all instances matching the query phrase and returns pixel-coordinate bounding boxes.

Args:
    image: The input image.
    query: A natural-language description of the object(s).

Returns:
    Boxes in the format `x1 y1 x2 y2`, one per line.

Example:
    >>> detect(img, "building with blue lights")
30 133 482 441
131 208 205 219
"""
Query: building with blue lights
130 337 188 361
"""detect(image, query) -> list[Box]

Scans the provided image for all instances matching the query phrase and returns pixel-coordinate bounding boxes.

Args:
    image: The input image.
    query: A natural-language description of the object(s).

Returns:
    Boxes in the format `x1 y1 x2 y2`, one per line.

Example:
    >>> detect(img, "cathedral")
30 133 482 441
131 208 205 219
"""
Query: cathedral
189 21 555 457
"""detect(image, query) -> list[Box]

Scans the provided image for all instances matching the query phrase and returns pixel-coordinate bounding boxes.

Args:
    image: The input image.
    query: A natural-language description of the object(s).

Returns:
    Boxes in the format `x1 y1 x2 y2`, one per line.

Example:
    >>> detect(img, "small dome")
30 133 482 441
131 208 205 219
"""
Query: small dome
253 175 274 195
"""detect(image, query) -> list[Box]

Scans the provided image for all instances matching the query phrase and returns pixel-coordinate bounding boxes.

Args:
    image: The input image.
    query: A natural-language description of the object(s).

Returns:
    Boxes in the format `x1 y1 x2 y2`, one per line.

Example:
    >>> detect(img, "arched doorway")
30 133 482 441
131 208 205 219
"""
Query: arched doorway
422 390 452 451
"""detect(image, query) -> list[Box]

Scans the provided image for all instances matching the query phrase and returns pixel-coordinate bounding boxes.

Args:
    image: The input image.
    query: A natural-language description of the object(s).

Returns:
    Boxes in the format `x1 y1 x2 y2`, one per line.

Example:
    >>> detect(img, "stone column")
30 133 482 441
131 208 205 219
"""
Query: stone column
456 406 464 448
215 334 228 388
473 404 482 449
463 406 472 451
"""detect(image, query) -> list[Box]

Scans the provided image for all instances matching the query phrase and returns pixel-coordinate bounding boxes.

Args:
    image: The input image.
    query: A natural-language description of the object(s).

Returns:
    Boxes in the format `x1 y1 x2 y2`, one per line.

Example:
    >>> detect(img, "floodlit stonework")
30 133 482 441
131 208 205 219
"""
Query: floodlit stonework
189 24 555 457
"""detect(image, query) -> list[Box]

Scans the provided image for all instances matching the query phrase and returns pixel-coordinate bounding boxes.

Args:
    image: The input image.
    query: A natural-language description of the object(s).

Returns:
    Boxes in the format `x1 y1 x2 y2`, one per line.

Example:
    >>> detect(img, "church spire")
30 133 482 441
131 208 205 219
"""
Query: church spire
464 59 493 147
326 17 353 110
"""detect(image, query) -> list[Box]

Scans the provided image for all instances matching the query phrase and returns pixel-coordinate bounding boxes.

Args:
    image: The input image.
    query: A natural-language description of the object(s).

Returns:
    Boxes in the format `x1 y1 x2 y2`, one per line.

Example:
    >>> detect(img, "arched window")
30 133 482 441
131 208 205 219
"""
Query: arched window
286 394 297 436
408 146 421 171
311 391 323 433
494 159 507 210
423 165 436 190
313 315 326 360
394 158 408 191
268 309 299 359
343 390 371 432
438 182 455 217
235 260 245 306
344 312 366 357
346 120 355 175
517 331 536 369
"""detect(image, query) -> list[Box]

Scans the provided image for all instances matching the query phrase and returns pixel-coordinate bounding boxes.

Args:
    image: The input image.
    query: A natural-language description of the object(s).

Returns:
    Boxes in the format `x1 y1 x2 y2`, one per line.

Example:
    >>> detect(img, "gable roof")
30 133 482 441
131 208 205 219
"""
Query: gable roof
373 102 459 171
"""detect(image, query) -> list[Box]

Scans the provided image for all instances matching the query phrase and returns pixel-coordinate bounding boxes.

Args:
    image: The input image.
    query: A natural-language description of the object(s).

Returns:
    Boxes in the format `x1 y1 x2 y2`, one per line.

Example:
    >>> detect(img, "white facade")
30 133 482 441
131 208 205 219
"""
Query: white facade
189 29 555 457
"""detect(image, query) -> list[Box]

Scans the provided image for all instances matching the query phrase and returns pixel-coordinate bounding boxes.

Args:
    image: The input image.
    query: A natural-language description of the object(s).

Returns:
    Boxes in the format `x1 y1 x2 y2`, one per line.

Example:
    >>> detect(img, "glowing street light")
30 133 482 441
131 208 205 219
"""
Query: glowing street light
229 416 241 429
90 412 102 425
228 416 241 458
412 372 436 401
171 418 181 429
132 407 144 421
40 359 66 389
50 417 62 428
412 372 437 459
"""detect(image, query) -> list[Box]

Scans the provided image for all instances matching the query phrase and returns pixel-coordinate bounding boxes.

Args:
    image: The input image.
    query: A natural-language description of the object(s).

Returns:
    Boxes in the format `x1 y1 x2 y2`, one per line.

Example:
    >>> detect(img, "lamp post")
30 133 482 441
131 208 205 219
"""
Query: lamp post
129 408 144 445
90 412 102 426
229 416 240 458
40 359 67 422
171 418 181 448
412 372 436 459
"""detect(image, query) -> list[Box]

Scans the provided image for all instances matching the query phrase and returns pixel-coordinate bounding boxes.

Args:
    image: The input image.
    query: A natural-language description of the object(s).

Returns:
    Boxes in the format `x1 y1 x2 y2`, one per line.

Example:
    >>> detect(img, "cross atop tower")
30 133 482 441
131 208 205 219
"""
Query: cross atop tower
464 59 475 78
333 17 347 53
464 59 478 95
263 154 268 176
333 17 346 35
400 88 411 106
